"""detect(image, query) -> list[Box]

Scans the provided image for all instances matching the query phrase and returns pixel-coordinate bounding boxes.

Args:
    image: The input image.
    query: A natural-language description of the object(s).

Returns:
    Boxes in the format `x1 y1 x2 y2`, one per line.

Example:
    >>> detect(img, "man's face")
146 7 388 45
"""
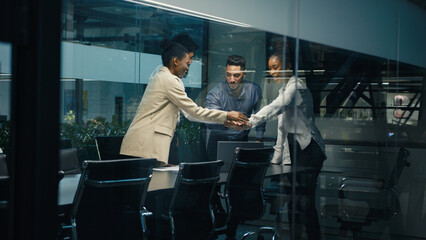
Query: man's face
175 53 190 78
225 65 245 90
188 51 194 65
268 56 284 83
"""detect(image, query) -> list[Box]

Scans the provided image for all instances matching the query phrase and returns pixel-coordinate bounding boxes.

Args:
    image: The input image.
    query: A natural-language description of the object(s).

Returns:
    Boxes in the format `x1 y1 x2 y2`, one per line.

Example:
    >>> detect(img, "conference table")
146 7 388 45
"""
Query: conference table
58 164 314 206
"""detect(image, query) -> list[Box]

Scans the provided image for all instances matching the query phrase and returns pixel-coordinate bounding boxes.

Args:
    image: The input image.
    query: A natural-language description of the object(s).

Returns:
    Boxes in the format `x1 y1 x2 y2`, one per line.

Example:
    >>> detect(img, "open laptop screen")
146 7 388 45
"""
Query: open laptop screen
216 141 264 172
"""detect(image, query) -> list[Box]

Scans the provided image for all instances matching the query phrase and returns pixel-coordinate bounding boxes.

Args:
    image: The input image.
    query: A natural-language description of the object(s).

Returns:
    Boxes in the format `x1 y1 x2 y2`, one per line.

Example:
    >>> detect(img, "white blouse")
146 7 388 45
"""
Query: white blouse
250 76 325 164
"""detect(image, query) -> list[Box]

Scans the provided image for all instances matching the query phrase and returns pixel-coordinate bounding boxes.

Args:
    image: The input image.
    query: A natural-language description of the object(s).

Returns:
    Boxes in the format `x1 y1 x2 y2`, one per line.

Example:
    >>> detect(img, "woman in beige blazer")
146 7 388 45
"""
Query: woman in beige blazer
120 42 247 165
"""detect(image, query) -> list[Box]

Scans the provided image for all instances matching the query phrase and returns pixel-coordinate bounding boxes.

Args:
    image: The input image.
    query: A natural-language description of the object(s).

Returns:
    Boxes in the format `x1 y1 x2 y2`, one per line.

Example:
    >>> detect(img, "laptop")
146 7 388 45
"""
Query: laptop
216 141 264 172
95 135 124 160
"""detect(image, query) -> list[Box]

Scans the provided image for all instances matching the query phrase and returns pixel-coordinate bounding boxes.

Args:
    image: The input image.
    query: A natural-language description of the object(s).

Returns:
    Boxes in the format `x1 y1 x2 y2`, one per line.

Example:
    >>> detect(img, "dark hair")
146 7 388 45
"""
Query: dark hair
269 52 283 63
269 52 292 70
161 41 189 67
226 55 246 70
172 33 199 52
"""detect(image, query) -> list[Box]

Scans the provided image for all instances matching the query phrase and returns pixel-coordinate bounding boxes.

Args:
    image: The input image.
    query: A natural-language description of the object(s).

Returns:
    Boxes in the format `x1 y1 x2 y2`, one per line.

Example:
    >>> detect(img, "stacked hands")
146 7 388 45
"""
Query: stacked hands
225 111 252 130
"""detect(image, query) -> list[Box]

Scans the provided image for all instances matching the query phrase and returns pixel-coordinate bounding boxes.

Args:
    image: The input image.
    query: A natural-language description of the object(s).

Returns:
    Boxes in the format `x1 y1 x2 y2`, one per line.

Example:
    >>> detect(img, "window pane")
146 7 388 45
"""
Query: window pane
58 1 426 240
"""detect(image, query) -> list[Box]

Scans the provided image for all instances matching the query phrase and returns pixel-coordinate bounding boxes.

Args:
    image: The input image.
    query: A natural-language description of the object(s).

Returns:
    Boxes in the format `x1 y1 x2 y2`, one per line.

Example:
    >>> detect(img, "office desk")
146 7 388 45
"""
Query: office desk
58 164 313 206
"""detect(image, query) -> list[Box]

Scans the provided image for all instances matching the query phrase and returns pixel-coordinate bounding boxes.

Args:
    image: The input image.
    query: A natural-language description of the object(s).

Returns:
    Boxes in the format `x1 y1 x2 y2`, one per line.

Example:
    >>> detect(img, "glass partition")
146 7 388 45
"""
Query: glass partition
0 42 11 155
0 41 11 240
58 0 426 239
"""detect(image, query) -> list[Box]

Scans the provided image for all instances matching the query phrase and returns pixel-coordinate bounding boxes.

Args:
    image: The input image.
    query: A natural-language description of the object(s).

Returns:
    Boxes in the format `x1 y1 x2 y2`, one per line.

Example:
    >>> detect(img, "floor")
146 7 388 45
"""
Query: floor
215 203 426 240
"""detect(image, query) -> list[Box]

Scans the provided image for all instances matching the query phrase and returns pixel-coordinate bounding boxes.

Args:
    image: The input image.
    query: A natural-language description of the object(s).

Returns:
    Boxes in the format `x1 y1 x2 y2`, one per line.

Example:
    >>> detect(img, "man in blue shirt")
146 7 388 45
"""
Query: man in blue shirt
205 55 265 161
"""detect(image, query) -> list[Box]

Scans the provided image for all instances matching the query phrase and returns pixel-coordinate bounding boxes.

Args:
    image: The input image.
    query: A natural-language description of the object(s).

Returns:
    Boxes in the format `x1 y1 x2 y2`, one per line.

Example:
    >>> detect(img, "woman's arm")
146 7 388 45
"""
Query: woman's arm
250 82 297 127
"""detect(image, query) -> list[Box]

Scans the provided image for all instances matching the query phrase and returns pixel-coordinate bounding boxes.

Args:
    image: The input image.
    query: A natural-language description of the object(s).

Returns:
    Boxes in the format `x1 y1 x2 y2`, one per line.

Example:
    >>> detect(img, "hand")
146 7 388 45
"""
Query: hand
227 111 249 123
224 120 251 130
163 164 177 167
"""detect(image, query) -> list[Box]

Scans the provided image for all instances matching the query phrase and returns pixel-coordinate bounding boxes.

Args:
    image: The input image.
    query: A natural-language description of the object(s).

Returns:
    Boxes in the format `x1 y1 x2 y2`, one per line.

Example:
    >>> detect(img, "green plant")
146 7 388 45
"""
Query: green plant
175 117 201 145
60 118 131 150
0 118 131 154
1 115 200 154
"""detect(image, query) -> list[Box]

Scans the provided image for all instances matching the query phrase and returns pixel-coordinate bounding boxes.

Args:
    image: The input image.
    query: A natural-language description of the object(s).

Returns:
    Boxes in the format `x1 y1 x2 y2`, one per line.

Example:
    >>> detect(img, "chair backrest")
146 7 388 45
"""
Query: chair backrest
71 158 157 240
0 175 9 240
226 147 273 220
169 160 224 240
388 147 410 188
0 154 9 208
59 148 81 175
60 139 73 149
95 135 125 160
0 154 7 177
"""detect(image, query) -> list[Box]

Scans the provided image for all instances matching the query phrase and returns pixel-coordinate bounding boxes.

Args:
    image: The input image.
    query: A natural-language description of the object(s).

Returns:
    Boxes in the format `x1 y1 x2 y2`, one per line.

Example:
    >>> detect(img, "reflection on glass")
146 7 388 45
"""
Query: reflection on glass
56 1 426 240
0 42 11 155
0 41 11 240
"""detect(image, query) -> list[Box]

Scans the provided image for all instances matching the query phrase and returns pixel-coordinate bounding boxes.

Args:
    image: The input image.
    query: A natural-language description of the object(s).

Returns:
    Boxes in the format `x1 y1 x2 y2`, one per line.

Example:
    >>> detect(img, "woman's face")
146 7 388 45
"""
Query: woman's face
268 56 284 83
173 53 190 78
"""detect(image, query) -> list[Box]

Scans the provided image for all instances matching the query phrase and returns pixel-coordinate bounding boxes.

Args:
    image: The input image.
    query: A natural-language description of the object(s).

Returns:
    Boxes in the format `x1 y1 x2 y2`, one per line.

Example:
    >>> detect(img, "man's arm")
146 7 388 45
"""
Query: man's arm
253 86 266 141
205 89 227 130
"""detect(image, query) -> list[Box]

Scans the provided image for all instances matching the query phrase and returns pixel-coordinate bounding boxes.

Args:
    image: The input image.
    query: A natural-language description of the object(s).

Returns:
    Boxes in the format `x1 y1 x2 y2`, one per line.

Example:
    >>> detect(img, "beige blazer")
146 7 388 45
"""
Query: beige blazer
120 67 227 164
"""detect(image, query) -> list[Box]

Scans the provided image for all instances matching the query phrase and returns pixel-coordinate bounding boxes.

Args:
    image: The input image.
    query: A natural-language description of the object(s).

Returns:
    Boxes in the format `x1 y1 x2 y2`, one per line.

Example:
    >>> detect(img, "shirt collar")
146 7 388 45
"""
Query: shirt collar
223 80 247 99
160 66 182 82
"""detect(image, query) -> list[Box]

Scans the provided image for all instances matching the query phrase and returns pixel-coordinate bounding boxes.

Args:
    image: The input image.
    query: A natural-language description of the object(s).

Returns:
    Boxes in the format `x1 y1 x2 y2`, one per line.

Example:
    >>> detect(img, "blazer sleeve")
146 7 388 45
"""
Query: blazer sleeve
164 76 227 124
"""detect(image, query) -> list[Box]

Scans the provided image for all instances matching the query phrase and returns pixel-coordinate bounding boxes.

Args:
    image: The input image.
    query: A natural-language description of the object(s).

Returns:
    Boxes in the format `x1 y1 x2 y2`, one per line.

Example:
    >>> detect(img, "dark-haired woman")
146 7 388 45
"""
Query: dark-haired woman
249 54 326 240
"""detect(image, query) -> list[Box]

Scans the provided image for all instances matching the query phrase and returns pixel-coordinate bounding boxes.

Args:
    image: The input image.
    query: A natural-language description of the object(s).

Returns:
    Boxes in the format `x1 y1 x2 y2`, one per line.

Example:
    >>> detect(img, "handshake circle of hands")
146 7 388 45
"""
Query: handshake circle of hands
225 111 252 130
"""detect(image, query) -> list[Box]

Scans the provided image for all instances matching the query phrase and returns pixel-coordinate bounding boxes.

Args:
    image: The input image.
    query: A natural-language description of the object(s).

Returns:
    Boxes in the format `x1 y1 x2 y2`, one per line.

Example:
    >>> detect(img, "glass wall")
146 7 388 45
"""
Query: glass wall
55 0 426 239
60 0 208 161
0 42 11 155
0 41 11 240
56 0 426 239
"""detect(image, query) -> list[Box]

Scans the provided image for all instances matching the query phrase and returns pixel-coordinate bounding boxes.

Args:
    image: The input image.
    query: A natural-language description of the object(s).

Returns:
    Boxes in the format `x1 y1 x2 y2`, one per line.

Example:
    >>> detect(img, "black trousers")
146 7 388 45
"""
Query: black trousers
167 133 179 165
284 133 325 240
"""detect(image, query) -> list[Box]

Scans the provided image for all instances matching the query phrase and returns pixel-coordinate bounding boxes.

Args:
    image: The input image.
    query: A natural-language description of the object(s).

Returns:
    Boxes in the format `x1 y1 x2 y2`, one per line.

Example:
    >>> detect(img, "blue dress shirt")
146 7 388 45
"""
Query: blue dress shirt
206 80 266 140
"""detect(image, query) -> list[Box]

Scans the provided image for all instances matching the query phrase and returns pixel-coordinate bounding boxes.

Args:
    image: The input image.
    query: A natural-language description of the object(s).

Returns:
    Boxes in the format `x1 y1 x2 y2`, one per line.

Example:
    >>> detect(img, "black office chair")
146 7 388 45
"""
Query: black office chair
321 147 411 240
0 154 8 205
95 135 125 160
60 139 73 149
214 147 274 240
0 154 7 177
0 154 9 239
57 148 80 237
60 148 81 175
70 158 157 240
168 160 224 240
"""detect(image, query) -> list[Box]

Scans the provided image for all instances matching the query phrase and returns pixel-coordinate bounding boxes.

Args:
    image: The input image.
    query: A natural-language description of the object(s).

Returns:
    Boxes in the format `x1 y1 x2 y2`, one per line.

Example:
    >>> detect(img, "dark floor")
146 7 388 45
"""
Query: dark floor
217 221 426 240
216 203 426 240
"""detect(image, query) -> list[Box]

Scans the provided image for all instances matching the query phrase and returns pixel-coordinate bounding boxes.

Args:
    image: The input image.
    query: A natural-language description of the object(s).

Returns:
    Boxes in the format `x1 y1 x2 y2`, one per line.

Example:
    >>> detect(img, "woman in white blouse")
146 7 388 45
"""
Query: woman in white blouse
249 53 326 240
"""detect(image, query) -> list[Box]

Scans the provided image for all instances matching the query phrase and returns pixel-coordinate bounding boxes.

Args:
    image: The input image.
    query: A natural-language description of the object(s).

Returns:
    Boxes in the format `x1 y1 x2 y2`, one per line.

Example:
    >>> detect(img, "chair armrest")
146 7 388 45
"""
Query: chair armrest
216 190 230 214
58 171 65 182
217 191 228 199
337 177 401 217
140 206 153 217
213 188 231 228
339 177 385 192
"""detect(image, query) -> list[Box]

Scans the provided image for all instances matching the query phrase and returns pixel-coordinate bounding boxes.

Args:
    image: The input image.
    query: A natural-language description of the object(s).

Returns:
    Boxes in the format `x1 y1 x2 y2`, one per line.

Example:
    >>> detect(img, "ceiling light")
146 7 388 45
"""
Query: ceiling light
123 0 252 28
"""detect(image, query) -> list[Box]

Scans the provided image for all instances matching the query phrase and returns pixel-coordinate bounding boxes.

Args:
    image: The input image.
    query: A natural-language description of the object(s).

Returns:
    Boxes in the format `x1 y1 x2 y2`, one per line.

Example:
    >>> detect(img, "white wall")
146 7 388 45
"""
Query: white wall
152 0 426 68
0 42 12 74
60 42 203 88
